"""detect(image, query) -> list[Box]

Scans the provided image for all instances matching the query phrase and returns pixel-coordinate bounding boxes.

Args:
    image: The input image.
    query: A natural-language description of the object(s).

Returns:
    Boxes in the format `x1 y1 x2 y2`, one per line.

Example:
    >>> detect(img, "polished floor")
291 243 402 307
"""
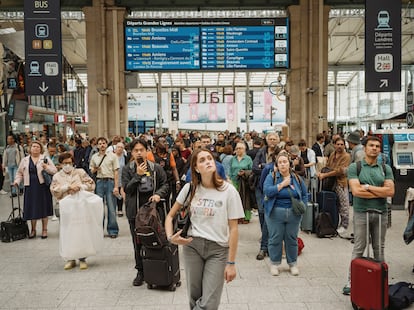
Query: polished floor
0 189 414 309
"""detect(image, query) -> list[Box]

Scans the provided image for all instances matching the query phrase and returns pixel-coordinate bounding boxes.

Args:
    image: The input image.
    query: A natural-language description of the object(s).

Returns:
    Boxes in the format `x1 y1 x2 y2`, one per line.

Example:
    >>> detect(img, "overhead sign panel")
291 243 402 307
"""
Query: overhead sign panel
24 0 62 95
125 18 289 71
365 0 401 92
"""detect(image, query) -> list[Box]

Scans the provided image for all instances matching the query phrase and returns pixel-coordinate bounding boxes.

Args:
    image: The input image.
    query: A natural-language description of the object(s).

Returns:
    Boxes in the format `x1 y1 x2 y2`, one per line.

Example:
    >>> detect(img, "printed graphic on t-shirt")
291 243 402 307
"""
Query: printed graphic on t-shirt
192 197 223 217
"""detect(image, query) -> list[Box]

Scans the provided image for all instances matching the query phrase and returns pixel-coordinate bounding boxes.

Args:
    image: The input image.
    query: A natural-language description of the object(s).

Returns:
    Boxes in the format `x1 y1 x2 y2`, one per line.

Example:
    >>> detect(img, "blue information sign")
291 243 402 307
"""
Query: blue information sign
125 18 289 71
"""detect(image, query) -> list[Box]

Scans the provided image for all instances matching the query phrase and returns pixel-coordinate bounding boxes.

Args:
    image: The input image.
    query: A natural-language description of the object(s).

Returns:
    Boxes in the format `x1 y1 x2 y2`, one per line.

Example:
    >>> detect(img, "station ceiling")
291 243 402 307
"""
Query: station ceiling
1 1 413 89
0 0 367 10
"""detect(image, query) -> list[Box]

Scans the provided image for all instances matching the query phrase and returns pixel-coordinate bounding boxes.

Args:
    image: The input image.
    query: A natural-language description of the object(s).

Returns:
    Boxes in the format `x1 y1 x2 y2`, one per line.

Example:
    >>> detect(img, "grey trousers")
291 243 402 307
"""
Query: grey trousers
346 210 387 286
183 237 229 310
352 211 387 261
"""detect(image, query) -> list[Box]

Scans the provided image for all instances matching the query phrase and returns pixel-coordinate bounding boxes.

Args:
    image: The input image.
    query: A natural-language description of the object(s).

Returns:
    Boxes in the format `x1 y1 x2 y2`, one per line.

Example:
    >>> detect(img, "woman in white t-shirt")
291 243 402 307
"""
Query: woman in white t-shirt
165 148 244 310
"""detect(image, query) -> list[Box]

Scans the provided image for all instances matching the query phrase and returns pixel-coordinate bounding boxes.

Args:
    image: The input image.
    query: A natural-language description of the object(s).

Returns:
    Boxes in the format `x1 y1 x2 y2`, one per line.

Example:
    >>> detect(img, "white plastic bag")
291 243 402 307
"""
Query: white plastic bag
59 191 104 260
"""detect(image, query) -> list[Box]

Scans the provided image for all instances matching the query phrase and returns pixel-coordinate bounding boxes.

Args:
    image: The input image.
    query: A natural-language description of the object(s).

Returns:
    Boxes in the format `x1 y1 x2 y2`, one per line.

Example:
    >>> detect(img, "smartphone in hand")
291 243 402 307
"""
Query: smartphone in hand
43 158 48 164
137 157 144 164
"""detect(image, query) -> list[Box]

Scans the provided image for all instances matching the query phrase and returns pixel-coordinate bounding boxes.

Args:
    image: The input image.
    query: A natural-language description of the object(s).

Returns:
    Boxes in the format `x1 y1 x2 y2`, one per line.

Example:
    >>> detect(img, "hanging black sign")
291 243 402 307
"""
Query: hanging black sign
365 0 401 92
24 0 62 95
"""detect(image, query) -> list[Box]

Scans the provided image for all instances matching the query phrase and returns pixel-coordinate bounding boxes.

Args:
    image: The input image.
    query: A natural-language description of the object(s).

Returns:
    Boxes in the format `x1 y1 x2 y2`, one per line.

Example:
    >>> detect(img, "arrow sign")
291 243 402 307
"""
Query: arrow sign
39 81 49 93
380 79 388 88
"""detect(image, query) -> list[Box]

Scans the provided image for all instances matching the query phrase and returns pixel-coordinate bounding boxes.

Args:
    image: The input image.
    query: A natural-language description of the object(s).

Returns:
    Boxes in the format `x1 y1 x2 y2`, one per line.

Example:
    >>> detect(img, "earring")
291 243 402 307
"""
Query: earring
195 169 199 173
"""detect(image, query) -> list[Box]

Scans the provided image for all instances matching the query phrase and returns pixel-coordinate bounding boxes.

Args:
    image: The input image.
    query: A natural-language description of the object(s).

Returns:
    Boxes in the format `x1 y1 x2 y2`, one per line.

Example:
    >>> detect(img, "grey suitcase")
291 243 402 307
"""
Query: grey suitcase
301 202 318 232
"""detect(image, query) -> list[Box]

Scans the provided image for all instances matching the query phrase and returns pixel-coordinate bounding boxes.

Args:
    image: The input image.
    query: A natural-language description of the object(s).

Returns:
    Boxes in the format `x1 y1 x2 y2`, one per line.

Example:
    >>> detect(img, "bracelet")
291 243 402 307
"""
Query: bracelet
226 261 235 265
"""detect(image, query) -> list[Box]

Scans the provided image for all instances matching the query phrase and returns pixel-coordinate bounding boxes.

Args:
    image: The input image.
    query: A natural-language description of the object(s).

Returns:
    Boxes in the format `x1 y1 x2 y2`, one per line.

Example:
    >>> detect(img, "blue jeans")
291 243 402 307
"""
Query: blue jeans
7 165 18 194
256 188 269 251
95 179 119 236
265 207 302 266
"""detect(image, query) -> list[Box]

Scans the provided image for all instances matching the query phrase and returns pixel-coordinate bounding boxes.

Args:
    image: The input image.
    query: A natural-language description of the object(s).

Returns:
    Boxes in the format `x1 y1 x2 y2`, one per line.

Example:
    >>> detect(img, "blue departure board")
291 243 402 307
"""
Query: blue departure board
125 18 289 71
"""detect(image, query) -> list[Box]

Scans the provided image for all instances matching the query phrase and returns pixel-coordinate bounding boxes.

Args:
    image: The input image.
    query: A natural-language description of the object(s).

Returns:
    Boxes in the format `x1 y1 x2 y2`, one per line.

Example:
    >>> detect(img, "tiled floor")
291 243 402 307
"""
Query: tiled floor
0 191 413 309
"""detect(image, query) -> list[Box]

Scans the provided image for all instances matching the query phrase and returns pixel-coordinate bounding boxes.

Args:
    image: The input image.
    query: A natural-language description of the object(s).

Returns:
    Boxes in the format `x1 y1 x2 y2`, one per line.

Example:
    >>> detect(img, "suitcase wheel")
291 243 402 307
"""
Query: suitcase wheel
168 284 176 291
351 302 359 310
147 284 154 289
176 281 181 287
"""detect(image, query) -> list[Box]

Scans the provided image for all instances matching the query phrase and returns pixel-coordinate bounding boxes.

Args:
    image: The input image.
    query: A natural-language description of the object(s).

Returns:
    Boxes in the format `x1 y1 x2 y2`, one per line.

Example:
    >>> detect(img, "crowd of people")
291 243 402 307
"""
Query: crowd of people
0 128 395 308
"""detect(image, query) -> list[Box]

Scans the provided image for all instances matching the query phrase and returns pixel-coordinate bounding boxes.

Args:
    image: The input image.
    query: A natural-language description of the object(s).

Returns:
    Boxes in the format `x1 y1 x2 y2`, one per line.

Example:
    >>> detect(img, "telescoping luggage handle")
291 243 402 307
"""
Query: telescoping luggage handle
10 184 22 220
365 208 383 258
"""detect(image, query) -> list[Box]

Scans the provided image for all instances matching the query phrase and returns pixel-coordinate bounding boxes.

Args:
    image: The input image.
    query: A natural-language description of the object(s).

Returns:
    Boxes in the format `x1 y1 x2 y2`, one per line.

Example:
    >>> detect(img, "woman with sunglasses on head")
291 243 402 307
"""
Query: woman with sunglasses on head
165 148 244 310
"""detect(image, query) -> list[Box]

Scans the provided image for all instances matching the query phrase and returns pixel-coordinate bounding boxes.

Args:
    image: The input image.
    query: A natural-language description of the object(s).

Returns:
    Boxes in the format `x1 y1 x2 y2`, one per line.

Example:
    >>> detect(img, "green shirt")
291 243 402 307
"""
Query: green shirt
347 159 394 212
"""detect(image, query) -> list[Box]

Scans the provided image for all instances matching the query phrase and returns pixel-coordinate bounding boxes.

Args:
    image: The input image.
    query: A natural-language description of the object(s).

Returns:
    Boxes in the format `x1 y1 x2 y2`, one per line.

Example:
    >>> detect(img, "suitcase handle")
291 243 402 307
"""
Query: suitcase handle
365 209 383 258
10 185 22 219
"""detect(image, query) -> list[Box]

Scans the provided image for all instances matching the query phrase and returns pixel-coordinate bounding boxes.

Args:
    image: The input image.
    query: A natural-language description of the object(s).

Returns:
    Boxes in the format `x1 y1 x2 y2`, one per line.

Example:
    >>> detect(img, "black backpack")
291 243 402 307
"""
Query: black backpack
315 212 338 238
389 282 414 310
135 200 167 249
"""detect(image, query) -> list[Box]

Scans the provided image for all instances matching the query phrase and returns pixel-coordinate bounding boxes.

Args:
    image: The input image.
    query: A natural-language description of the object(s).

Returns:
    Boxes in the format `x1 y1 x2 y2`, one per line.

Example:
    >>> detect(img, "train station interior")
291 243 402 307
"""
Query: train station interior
0 0 413 142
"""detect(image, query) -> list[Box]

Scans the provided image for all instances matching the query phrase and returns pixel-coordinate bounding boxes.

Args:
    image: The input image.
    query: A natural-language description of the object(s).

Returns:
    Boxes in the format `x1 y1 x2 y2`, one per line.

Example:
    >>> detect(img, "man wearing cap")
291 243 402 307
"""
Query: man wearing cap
289 145 305 177
346 131 364 163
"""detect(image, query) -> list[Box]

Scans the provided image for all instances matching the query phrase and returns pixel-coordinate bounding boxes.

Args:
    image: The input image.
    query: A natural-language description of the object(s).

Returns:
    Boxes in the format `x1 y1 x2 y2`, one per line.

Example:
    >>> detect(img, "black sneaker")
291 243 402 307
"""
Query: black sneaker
256 250 268 260
133 271 144 286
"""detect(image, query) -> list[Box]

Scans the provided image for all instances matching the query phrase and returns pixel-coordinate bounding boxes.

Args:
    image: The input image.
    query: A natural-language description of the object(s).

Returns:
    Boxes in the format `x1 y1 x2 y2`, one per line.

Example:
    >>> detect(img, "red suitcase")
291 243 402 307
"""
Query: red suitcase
350 209 389 310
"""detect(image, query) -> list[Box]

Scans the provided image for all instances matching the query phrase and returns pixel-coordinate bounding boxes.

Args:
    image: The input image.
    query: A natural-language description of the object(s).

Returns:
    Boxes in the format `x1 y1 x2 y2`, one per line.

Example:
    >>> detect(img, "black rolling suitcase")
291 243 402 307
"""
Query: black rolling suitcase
138 199 181 291
0 193 29 242
316 190 339 229
141 243 181 291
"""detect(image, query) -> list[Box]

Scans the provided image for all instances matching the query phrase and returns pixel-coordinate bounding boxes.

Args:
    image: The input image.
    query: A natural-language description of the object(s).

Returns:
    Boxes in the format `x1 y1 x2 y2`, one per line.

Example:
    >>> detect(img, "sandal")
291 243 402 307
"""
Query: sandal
29 231 36 239
41 230 48 239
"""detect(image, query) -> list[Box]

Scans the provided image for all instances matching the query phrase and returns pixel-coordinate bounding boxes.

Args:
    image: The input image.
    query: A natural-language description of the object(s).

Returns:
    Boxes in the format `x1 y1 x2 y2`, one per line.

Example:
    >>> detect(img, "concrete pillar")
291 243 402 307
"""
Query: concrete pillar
287 0 329 144
84 0 127 139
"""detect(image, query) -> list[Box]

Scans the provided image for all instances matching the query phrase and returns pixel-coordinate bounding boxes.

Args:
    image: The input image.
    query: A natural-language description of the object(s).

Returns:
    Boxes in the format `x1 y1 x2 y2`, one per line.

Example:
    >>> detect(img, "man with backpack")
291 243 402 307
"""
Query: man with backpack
90 137 120 239
121 139 169 287
342 136 395 295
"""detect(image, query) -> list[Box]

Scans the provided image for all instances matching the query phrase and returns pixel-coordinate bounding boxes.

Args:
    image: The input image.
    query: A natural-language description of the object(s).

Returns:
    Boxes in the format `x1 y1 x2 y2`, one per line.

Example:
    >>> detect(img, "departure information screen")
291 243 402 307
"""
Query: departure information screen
124 18 289 71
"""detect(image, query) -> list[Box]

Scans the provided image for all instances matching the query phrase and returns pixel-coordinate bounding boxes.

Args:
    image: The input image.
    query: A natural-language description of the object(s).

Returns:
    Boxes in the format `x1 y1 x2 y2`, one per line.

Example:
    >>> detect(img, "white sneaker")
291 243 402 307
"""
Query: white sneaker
270 265 280 276
51 216 59 221
337 226 346 235
290 266 299 276
0 189 8 195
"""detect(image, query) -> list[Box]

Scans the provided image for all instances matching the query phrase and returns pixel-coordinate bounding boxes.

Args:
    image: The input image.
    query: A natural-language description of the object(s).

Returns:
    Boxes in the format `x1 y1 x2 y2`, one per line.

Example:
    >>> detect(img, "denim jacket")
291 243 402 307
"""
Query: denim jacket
263 171 308 217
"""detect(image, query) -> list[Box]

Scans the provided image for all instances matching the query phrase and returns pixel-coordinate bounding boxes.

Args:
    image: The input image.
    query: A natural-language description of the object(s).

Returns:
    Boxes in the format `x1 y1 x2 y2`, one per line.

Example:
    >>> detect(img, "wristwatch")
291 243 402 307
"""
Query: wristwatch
364 184 370 191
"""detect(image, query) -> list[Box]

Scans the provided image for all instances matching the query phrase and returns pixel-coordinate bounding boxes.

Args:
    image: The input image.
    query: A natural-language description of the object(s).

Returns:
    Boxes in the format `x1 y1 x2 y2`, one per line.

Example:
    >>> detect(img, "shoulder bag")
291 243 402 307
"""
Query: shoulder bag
176 183 193 237
41 158 53 187
287 186 306 216
91 154 106 182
